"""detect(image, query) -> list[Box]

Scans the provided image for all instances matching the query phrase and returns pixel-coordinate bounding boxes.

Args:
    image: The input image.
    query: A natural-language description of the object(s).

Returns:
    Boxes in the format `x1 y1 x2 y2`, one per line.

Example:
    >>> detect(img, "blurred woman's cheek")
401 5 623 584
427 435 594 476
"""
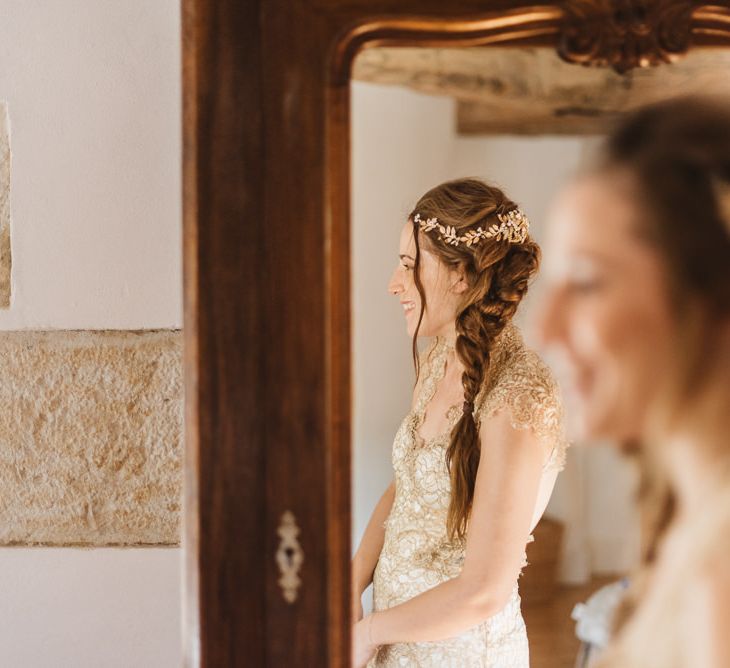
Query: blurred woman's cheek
534 284 568 349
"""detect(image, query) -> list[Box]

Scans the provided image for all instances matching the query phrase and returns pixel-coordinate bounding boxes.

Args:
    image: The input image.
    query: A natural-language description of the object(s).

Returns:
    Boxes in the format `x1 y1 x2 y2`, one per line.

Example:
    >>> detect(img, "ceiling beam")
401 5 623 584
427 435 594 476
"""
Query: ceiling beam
353 47 730 134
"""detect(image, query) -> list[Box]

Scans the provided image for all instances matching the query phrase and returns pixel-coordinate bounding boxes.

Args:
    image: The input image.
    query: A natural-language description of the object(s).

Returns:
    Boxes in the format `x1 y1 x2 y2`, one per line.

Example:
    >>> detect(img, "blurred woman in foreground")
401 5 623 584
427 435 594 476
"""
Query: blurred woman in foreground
538 96 730 667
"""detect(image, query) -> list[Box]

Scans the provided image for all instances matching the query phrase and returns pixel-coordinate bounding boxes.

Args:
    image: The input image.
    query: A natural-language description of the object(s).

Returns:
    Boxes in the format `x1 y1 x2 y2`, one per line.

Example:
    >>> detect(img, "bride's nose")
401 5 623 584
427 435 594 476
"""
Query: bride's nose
387 268 403 295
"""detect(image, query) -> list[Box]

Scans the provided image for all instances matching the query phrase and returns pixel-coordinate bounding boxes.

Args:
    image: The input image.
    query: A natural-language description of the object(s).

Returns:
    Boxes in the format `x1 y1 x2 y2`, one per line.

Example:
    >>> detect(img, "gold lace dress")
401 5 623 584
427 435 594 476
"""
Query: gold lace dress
368 324 568 667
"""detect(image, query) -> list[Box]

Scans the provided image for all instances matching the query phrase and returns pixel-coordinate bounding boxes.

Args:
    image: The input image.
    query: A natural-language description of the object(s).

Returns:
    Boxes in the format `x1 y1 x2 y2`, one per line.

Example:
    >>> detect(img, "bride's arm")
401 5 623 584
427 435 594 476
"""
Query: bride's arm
350 341 435 624
351 480 396 618
358 408 544 645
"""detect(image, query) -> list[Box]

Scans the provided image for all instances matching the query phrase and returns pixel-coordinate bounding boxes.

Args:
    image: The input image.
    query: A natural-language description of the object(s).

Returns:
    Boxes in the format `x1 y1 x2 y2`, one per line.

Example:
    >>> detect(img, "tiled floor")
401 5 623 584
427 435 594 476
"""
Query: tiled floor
523 576 618 668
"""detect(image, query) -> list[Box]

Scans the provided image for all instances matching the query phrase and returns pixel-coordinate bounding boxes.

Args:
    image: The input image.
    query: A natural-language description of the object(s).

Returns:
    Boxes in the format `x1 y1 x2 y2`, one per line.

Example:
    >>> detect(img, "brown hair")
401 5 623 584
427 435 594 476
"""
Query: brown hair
408 178 540 541
595 96 730 638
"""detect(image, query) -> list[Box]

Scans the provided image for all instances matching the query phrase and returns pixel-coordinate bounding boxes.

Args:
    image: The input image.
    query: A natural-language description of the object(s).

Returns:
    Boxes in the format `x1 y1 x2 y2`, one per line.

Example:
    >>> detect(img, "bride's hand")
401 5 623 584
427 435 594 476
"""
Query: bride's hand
351 615 378 668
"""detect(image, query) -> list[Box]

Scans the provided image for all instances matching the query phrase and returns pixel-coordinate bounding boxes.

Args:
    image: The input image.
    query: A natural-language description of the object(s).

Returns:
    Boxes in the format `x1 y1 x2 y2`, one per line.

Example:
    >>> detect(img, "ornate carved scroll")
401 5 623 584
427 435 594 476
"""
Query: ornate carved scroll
558 0 695 72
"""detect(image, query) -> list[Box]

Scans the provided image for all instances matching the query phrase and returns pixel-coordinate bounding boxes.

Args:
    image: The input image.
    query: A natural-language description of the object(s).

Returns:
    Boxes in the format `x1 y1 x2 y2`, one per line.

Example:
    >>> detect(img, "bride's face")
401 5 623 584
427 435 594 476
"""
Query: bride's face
537 175 674 443
387 222 465 339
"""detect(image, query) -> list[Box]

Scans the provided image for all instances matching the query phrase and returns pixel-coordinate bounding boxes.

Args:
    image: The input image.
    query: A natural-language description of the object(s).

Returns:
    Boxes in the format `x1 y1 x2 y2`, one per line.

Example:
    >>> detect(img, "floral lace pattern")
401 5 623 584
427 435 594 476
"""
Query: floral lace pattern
474 324 569 472
368 324 568 667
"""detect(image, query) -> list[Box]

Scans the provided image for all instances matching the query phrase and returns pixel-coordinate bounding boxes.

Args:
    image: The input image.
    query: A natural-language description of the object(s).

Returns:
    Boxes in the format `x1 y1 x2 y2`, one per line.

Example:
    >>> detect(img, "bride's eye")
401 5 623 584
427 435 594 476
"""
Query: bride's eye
401 263 413 272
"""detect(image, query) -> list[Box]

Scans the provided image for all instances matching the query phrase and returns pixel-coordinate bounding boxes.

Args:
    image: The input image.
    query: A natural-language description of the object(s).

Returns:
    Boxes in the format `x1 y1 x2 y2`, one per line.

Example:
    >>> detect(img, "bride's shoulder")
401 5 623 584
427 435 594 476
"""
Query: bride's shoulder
477 323 569 467
486 324 558 395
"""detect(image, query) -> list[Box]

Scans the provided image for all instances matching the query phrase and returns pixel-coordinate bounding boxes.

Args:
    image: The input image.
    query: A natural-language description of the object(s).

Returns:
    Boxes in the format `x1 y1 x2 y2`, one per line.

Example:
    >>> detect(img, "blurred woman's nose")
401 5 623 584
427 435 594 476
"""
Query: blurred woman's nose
534 287 565 348
387 267 403 295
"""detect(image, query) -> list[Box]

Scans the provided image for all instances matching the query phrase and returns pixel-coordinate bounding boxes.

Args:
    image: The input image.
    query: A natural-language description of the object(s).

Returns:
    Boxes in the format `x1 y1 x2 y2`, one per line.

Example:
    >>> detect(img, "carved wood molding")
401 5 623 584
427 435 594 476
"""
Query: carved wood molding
332 1 730 82
558 0 694 72
332 6 564 83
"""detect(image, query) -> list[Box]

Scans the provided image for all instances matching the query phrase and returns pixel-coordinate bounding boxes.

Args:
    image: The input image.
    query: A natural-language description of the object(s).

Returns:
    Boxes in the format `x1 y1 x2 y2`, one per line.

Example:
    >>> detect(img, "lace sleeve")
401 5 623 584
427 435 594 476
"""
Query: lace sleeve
477 347 570 472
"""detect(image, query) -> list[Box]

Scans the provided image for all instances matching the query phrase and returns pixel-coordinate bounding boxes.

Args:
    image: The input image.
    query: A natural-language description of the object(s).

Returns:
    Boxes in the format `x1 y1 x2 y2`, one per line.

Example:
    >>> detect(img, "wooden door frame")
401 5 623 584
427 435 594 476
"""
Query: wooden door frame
181 1 730 665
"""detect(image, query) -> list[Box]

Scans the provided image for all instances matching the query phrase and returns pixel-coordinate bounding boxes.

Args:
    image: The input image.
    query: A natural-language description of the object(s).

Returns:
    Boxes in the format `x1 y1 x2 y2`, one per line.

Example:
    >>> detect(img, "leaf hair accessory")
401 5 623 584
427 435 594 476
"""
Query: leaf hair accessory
414 208 530 247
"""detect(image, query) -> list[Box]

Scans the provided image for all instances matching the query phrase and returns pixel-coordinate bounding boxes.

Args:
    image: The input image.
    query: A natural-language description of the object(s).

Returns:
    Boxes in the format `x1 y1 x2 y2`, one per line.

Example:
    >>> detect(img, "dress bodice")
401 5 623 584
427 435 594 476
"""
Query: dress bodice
409 323 568 469
369 324 569 667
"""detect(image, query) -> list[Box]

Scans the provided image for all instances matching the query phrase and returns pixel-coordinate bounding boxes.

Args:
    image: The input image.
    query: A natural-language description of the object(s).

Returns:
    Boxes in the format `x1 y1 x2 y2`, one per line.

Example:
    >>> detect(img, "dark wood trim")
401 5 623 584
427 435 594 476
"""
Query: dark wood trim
323 68 353 666
182 0 267 665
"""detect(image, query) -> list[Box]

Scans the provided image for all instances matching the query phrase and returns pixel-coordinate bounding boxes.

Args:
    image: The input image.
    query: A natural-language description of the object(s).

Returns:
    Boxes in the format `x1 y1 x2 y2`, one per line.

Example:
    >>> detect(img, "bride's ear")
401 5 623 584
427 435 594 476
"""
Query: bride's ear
451 264 468 294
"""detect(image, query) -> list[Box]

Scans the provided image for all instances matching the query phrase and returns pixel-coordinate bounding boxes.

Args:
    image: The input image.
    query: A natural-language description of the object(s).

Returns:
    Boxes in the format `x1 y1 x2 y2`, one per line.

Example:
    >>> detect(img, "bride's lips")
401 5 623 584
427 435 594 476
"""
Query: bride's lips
401 300 416 314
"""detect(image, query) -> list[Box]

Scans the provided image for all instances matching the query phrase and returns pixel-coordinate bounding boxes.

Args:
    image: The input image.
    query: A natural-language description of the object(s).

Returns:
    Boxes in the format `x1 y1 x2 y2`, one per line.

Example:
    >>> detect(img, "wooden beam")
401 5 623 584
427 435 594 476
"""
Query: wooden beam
353 46 730 134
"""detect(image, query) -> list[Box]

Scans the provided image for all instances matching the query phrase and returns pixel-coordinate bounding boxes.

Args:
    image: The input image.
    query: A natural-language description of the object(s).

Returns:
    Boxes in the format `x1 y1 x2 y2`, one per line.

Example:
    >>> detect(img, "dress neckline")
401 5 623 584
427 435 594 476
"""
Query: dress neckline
411 336 463 447
410 324 521 447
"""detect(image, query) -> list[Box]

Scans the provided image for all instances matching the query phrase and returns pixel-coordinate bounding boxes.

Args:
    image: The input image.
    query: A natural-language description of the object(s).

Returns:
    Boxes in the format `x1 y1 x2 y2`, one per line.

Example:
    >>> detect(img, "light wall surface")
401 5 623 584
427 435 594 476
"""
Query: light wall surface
0 2 182 666
0 0 182 330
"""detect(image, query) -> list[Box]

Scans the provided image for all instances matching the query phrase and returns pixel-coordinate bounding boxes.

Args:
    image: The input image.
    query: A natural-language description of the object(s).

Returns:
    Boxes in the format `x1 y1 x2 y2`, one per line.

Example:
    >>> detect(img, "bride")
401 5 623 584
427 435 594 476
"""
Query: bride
351 178 569 667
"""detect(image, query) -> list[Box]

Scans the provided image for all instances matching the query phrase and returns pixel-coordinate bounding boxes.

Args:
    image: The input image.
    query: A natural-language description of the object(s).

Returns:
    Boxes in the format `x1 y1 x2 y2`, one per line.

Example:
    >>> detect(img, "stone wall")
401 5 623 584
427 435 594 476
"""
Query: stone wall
0 329 182 545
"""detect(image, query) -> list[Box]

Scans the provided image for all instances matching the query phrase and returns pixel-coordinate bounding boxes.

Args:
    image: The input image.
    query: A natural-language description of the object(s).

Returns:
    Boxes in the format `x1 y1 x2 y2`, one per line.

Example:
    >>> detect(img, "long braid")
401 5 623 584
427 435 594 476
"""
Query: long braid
446 241 540 540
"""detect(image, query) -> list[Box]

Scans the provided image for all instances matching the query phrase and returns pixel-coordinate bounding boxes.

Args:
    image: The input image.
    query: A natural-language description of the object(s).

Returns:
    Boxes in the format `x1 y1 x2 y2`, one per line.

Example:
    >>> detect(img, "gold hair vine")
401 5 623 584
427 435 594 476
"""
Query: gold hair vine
414 209 529 247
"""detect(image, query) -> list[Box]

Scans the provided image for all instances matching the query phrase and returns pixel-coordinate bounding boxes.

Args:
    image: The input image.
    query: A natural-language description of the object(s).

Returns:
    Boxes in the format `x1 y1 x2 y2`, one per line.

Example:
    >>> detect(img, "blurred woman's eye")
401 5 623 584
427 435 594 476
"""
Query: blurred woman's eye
565 259 605 293
566 278 603 294
401 263 413 272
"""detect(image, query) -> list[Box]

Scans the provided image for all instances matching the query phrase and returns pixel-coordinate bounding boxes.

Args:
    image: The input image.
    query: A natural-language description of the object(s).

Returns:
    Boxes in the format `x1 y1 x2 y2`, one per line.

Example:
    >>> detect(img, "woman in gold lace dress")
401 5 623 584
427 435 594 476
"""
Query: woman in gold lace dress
351 178 569 667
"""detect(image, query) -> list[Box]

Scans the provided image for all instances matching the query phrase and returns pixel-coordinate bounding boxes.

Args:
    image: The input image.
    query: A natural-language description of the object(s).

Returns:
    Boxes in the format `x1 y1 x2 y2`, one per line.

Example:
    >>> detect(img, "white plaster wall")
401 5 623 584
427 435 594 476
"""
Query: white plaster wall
0 2 182 666
0 0 182 329
0 548 181 668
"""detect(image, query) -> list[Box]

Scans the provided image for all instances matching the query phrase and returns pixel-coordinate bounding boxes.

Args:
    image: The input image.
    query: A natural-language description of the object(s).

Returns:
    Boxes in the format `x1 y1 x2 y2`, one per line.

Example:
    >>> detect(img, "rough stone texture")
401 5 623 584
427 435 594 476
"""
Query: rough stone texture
0 329 182 545
0 102 10 308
